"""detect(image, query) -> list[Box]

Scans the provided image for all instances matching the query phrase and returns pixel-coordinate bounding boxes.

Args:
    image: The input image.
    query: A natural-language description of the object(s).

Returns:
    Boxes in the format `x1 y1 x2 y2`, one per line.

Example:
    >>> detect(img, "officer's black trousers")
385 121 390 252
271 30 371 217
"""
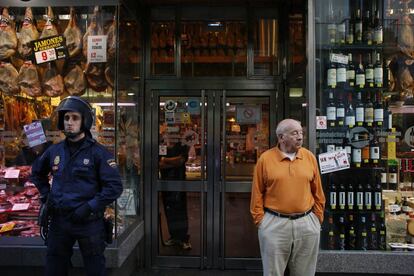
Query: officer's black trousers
45 214 106 276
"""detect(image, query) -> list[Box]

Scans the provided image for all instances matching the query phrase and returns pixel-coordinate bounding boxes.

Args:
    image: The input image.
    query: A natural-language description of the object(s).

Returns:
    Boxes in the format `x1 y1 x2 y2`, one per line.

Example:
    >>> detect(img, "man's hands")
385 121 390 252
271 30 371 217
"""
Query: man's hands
71 203 92 223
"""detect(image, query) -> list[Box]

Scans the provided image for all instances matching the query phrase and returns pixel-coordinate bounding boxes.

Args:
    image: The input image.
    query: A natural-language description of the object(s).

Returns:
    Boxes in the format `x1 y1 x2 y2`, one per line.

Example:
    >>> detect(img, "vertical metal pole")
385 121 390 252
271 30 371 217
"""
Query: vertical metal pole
307 0 317 154
200 89 206 269
221 90 227 269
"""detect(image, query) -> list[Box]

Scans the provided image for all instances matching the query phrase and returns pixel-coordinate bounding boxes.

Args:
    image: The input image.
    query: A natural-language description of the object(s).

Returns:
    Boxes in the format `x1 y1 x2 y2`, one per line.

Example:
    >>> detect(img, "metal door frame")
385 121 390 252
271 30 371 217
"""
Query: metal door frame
144 80 279 269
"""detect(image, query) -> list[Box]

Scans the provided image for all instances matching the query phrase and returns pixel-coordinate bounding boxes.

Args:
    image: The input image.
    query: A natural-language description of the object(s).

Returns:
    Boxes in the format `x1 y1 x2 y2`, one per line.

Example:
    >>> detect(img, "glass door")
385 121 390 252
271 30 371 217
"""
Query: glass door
151 89 275 269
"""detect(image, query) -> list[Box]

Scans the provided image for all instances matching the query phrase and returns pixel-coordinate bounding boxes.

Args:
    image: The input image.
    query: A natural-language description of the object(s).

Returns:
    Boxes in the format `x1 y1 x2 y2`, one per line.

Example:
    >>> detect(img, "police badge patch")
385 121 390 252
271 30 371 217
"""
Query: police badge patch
83 159 90 165
107 159 117 168
54 156 60 165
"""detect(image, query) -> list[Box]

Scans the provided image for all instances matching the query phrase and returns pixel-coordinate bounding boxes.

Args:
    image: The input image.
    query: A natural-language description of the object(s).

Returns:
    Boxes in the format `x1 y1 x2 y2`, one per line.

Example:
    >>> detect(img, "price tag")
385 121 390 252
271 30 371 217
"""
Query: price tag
0 222 15 233
50 96 61 107
4 169 20 179
35 48 57 64
330 53 348 65
12 203 30 211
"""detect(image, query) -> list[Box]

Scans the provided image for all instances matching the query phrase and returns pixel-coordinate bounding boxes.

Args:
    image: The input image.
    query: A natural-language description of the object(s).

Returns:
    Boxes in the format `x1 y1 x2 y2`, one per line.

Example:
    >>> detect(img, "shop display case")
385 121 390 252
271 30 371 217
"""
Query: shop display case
0 0 142 269
314 0 414 252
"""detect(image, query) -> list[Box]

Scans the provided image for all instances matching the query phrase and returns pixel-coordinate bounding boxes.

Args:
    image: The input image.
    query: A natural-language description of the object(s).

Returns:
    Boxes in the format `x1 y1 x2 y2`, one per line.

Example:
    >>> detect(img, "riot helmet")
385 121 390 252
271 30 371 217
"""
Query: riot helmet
55 96 93 133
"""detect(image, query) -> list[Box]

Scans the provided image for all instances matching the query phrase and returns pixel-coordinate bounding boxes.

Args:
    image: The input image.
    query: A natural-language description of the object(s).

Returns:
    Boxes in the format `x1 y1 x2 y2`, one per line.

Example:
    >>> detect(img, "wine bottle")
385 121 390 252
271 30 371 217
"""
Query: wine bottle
327 90 337 127
327 54 337 88
364 92 374 127
328 9 337 44
327 215 336 249
346 14 354 44
337 93 345 126
378 211 386 250
368 213 378 250
347 214 357 250
365 177 373 211
363 10 373 45
388 161 398 190
345 93 356 128
373 9 383 44
347 53 355 87
365 53 374 87
347 180 355 211
338 215 346 250
356 54 365 88
356 181 364 210
374 91 384 126
329 174 337 210
370 135 380 165
355 8 363 43
374 173 382 211
358 215 368 250
362 133 370 165
338 180 346 210
337 57 347 88
355 92 364 126
374 52 383 87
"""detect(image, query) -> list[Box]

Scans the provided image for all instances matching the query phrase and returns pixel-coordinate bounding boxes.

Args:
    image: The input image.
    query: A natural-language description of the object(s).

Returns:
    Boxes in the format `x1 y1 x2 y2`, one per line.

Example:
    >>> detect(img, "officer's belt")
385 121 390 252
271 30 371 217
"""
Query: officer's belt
52 207 104 221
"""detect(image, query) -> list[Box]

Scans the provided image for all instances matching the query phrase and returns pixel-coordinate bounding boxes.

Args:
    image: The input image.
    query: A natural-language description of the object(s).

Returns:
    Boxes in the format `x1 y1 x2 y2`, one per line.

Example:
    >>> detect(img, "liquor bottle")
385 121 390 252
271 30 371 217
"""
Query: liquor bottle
380 164 387 189
336 93 345 127
355 8 363 43
327 215 336 249
362 133 370 165
370 135 380 165
368 213 378 250
374 53 383 87
365 177 373 211
352 146 362 168
356 54 365 88
347 53 355 87
363 10 373 45
345 93 356 128
364 92 374 127
373 9 383 44
358 215 368 250
347 180 355 211
378 211 386 250
327 90 337 127
374 91 384 127
365 53 374 88
328 6 336 44
337 57 347 88
327 54 337 88
337 10 346 45
347 214 357 250
356 181 364 211
388 162 398 190
384 58 391 90
338 215 346 250
329 174 337 211
338 180 346 210
355 92 364 126
374 173 382 211
346 14 354 44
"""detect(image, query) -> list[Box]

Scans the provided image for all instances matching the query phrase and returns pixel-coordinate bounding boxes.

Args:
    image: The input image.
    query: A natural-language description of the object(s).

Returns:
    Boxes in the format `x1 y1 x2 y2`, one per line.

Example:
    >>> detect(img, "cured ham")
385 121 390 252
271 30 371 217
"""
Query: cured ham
85 62 107 92
18 8 39 58
40 7 58 39
0 8 18 60
42 62 64 97
18 61 42 97
83 6 104 59
63 63 86 96
0 62 19 95
63 7 82 58
106 14 116 60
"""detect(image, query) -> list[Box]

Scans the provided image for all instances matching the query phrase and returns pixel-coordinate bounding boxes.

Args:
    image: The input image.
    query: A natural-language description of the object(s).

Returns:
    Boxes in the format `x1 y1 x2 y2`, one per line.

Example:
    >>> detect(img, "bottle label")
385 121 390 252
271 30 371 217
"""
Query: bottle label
389 173 397 184
374 68 383 85
347 69 355 80
328 24 336 31
353 149 362 163
374 109 384 122
355 23 362 39
327 144 335 152
365 192 372 209
337 107 345 118
374 192 381 209
366 69 374 81
357 191 364 209
381 172 387 184
327 106 336 120
339 191 346 209
356 108 364 122
346 115 356 127
347 191 354 208
327 69 337 87
370 146 380 160
347 34 354 44
330 191 337 209
356 74 365 87
374 29 383 44
338 23 346 33
365 108 374 123
337 68 347 82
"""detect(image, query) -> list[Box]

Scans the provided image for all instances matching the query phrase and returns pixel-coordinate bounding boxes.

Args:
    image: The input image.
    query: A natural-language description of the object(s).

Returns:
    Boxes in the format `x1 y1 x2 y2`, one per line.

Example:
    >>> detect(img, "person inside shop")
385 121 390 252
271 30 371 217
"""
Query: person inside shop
250 118 325 276
30 96 123 276
159 126 191 250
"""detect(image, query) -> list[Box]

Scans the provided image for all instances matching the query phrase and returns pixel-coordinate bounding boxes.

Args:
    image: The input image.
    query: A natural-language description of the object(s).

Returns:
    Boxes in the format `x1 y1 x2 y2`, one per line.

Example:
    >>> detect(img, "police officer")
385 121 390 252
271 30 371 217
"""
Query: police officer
31 96 123 276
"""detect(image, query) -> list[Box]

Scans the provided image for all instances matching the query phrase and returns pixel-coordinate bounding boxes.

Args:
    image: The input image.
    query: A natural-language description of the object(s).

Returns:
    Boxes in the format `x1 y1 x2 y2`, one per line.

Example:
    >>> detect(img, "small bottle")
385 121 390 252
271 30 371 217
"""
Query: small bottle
374 53 383 87
327 215 336 250
364 92 374 127
327 90 337 127
328 8 337 45
374 91 384 127
329 174 337 210
338 180 346 210
355 92 364 126
355 8 363 43
378 211 386 250
356 54 365 88
337 10 346 45
338 216 346 250
347 180 355 211
337 57 347 88
336 93 345 127
365 53 374 88
368 213 378 250
365 177 373 211
358 215 368 250
356 181 364 210
327 54 337 88
346 14 354 44
345 93 356 128
363 10 373 45
346 53 355 87
373 9 383 44
347 214 357 250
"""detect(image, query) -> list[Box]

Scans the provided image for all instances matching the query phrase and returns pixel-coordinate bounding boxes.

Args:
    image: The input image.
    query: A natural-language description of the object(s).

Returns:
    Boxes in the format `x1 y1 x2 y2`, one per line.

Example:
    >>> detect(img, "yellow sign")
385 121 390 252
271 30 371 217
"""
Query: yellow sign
32 35 64 52
0 222 15 233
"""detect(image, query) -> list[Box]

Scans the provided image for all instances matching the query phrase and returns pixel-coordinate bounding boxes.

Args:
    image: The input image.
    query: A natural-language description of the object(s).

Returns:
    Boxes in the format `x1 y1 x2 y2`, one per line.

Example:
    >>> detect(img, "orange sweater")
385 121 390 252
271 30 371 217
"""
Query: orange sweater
250 146 326 225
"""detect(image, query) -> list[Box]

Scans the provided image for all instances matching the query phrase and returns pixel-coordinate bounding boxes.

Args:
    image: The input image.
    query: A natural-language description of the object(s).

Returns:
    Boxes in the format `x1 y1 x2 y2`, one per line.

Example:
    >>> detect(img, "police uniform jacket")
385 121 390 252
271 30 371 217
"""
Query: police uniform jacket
31 136 123 213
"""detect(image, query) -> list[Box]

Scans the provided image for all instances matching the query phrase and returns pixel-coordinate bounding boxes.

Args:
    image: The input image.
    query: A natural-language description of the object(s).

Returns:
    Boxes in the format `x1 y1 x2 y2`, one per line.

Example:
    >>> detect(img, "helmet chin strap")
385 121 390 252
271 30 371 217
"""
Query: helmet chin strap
63 130 84 140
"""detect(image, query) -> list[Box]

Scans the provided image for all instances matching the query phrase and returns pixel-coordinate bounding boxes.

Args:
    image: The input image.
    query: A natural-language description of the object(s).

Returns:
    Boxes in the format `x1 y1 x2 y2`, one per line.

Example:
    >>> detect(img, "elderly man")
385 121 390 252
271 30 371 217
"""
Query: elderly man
250 118 325 276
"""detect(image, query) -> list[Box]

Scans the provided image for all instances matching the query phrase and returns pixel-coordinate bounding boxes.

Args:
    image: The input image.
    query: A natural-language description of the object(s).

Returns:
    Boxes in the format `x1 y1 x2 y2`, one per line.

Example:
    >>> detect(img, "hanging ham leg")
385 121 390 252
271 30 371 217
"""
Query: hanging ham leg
42 62 64 97
0 62 19 95
85 62 107 92
18 61 42 97
83 6 104 59
0 8 18 60
106 13 116 60
64 63 86 96
40 7 58 39
63 7 82 58
18 7 39 58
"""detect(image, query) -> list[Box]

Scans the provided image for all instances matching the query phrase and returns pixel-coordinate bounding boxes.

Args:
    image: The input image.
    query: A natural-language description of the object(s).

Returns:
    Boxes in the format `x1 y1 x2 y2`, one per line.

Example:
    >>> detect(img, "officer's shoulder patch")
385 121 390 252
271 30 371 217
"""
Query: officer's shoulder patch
107 159 117 168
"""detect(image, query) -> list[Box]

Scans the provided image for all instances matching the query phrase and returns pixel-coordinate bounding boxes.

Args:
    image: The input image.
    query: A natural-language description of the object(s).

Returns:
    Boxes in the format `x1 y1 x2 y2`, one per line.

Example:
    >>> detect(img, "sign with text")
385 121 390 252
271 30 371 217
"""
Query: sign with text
24 121 47 148
32 35 67 64
87 35 107 63
318 149 350 174
236 105 261 124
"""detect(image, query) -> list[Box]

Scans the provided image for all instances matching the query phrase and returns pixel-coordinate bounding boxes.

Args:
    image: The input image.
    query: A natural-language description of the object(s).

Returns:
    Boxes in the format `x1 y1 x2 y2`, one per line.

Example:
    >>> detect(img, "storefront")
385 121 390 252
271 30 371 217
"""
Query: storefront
0 0 413 275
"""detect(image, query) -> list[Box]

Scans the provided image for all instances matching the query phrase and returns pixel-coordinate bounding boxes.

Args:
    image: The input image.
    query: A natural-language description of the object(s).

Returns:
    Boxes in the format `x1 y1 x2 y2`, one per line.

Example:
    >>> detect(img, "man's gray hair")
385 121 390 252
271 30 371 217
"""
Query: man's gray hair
275 119 301 139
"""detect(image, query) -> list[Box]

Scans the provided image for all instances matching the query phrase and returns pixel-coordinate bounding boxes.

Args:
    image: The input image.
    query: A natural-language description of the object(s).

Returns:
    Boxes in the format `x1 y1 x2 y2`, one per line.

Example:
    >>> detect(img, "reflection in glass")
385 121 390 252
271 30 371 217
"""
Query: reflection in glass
151 21 175 75
254 18 278 75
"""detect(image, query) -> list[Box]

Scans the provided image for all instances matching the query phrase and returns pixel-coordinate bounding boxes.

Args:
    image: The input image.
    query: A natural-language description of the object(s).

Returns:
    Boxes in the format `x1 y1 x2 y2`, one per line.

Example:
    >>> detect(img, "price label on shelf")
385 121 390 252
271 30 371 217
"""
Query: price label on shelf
34 48 57 64
330 53 348 65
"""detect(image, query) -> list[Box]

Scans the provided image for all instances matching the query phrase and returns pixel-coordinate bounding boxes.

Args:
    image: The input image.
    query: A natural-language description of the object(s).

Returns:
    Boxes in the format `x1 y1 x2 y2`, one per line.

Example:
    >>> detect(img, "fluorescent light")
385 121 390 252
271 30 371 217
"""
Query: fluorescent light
93 103 136 107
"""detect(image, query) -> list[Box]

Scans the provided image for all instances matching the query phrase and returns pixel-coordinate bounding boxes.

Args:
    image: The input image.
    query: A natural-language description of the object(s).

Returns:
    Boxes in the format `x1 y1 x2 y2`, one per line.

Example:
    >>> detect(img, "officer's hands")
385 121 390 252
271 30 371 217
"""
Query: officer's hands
71 203 92 223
